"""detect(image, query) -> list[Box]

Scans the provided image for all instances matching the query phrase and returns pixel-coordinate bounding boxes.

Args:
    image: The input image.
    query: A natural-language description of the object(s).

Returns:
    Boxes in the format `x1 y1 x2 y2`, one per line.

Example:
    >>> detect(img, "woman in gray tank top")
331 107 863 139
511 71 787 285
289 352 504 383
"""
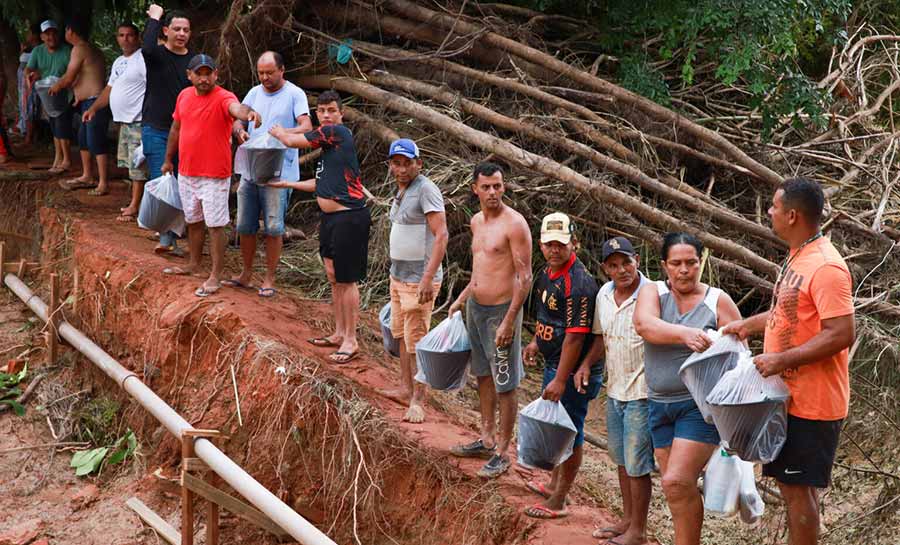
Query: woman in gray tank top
633 233 741 545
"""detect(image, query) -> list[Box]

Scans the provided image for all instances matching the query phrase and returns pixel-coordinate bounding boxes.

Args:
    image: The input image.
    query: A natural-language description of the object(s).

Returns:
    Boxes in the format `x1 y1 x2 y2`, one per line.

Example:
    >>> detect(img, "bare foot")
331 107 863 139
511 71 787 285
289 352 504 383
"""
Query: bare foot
613 529 650 545
381 388 412 405
402 403 425 423
120 205 139 215
592 520 630 540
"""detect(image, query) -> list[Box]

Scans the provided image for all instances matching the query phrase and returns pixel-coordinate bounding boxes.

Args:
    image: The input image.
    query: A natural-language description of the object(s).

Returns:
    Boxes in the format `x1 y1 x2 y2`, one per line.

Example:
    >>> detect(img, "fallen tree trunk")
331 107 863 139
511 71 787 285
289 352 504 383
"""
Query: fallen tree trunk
298 74 779 277
365 70 784 248
379 0 784 187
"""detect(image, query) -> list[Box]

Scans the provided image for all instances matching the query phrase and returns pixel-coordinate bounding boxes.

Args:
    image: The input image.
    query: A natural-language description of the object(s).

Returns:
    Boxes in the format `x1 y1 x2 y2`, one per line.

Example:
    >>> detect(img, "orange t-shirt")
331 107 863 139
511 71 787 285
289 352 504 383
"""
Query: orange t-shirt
764 237 853 421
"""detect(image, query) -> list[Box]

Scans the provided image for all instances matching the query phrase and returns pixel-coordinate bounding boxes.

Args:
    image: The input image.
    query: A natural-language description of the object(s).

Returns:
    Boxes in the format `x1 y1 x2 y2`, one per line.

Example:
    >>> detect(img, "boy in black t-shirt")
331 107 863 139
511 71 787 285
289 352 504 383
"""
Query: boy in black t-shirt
269 90 371 364
523 213 602 519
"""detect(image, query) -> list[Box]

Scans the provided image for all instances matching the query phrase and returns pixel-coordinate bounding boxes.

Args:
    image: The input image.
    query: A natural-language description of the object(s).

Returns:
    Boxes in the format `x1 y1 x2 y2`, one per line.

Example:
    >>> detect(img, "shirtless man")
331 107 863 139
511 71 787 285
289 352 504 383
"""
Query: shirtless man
50 18 110 195
448 162 533 478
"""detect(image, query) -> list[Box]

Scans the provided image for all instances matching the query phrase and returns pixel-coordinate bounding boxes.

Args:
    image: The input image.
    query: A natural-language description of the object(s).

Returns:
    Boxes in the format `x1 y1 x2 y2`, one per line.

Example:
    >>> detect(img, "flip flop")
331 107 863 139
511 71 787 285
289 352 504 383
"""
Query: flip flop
195 284 220 298
58 178 95 190
592 528 623 539
162 266 192 275
526 480 552 499
258 287 277 298
221 279 254 289
524 504 568 520
307 337 340 348
87 188 109 196
155 244 175 255
604 539 627 545
116 214 136 223
329 350 358 364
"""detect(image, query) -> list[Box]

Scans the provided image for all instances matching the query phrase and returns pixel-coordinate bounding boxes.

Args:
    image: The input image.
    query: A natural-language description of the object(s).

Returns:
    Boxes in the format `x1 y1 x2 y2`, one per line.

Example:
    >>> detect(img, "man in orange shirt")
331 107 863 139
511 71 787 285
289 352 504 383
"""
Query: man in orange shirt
724 177 854 545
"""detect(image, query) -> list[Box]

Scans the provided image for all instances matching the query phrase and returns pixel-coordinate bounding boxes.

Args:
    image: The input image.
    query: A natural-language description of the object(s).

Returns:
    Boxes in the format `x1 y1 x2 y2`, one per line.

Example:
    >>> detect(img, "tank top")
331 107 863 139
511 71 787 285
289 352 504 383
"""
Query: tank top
644 280 721 403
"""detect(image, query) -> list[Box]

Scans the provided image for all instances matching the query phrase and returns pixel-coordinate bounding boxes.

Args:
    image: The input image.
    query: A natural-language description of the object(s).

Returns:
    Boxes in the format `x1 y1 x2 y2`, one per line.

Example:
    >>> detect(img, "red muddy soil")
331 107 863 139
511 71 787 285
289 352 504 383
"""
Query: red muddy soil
1 154 649 545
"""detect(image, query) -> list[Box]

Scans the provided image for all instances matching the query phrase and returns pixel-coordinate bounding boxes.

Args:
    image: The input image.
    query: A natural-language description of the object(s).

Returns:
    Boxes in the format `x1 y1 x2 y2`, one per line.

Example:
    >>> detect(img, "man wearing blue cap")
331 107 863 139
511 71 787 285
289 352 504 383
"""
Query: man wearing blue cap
379 138 448 423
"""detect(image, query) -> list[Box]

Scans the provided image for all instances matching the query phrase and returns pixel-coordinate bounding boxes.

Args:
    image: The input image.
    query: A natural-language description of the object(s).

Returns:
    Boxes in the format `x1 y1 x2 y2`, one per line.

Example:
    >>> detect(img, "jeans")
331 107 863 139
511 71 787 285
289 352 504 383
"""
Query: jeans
235 180 289 236
606 398 654 476
142 124 178 247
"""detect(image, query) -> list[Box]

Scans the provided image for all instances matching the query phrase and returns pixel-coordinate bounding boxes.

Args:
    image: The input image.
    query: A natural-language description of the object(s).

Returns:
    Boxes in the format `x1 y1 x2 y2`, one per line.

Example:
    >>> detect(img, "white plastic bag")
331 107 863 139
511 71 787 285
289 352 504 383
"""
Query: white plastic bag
34 76 70 118
234 130 287 184
706 352 790 463
679 329 749 423
517 398 577 471
703 447 741 517
380 303 400 357
738 459 764 525
132 144 145 169
138 173 185 236
414 311 471 391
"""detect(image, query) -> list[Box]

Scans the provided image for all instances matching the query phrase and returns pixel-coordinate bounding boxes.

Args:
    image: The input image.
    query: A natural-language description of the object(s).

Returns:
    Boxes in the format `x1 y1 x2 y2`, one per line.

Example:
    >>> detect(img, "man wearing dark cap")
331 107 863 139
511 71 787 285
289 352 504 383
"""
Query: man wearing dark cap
580 236 653 545
522 212 601 518
161 54 261 297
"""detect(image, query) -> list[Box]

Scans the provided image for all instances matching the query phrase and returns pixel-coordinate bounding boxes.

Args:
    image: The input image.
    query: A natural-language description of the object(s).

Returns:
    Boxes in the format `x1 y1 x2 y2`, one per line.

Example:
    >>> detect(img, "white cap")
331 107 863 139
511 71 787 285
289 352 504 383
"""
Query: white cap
40 20 58 33
540 212 573 244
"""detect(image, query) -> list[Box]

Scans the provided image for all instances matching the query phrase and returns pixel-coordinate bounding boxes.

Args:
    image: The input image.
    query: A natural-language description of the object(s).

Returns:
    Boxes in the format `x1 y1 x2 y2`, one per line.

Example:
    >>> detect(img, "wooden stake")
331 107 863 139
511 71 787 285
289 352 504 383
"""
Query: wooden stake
181 434 195 545
0 242 5 279
48 273 59 364
72 268 80 320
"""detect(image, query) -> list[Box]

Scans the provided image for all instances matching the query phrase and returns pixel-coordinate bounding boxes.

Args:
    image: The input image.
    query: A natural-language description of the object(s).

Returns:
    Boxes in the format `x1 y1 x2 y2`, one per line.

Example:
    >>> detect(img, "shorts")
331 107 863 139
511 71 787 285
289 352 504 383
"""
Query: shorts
542 363 603 448
319 207 371 284
607 398 654 476
48 106 74 140
236 180 290 237
117 122 147 181
763 415 842 488
77 97 110 155
466 299 523 394
178 175 230 228
389 277 442 353
648 398 720 449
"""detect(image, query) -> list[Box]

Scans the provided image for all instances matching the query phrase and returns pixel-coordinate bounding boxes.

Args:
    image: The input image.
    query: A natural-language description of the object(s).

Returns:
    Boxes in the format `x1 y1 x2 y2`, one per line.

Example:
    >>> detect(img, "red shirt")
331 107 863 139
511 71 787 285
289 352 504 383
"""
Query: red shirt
172 85 238 178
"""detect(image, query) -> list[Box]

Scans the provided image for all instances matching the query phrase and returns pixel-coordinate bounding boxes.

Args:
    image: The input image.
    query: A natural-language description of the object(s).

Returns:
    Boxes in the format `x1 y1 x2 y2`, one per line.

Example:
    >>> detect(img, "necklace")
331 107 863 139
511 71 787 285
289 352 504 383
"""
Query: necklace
770 231 823 310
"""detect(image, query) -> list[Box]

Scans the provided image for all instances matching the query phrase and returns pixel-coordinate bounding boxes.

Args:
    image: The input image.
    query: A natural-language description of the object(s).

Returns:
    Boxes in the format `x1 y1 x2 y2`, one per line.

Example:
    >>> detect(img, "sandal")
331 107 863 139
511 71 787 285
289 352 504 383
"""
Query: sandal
524 504 568 520
526 480 552 499
258 287 277 298
195 284 220 298
116 213 136 223
87 188 109 196
329 350 358 364
592 527 623 539
162 266 192 276
307 337 340 348
221 279 254 289
58 178 96 191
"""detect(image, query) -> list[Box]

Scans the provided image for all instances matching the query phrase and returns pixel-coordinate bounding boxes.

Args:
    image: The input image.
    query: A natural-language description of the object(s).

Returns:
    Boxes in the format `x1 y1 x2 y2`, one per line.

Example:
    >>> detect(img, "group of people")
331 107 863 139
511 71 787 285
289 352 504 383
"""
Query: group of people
15 7 853 545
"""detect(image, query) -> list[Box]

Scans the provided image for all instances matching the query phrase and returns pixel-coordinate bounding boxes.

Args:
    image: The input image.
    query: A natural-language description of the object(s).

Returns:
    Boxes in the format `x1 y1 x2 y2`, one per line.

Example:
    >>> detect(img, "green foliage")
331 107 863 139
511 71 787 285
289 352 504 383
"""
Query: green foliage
0 364 27 416
70 429 137 476
617 53 670 106
75 396 121 447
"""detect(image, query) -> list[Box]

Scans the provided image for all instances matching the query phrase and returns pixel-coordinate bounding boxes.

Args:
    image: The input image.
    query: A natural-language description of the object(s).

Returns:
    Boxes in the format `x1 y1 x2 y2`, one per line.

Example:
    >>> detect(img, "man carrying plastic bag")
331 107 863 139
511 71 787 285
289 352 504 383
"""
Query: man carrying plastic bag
724 178 855 545
413 311 470 392
521 213 602 520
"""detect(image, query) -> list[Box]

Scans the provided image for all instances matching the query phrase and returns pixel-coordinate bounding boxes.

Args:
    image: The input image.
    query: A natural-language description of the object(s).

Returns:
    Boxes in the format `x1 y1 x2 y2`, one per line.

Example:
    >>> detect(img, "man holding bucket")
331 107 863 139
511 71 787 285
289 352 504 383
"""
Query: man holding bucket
25 20 72 174
724 178 854 545
522 213 601 518
226 51 311 298
378 138 448 424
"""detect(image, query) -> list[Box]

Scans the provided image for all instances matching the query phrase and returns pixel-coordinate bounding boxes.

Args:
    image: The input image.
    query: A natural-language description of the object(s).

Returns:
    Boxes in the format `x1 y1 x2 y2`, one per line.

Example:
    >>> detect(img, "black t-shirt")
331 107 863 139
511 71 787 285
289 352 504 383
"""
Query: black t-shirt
532 254 598 369
305 124 366 209
141 18 191 131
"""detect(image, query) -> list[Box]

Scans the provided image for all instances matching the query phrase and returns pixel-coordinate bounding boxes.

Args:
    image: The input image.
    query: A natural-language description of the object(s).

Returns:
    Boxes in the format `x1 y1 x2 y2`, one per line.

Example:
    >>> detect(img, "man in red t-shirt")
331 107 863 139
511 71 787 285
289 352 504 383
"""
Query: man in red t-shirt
725 177 854 545
161 54 260 297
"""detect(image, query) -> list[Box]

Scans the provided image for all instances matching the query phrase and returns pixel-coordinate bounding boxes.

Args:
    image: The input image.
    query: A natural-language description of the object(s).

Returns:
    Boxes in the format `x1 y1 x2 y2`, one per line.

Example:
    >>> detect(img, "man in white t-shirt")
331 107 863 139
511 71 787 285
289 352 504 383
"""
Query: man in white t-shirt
83 23 147 222
226 51 311 297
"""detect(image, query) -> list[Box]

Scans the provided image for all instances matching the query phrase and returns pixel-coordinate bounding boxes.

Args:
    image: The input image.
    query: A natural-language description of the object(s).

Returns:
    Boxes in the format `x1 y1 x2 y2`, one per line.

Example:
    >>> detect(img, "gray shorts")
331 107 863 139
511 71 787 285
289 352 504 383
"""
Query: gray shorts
466 299 524 393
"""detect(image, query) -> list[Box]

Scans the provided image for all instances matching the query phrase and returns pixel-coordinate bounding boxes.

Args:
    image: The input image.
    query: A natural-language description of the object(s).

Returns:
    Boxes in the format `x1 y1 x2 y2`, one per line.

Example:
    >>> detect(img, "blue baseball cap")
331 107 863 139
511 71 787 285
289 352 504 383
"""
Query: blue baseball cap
188 54 217 72
388 138 419 159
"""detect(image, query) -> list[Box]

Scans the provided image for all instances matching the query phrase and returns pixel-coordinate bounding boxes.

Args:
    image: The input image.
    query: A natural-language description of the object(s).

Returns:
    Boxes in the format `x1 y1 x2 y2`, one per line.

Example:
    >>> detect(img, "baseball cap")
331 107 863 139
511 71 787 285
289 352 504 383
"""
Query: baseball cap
40 20 58 33
388 138 419 159
601 236 636 261
188 54 216 72
540 212 574 244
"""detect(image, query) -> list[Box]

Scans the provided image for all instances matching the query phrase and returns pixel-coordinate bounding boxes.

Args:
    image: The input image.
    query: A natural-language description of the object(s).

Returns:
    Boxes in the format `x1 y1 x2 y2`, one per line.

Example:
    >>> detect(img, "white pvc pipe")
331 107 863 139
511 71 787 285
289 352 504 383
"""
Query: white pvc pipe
4 273 336 545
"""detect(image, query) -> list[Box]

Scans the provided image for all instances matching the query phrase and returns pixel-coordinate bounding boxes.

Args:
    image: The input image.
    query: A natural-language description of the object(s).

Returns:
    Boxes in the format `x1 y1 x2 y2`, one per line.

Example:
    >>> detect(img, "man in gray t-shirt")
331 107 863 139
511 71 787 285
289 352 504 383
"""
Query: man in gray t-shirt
381 138 448 424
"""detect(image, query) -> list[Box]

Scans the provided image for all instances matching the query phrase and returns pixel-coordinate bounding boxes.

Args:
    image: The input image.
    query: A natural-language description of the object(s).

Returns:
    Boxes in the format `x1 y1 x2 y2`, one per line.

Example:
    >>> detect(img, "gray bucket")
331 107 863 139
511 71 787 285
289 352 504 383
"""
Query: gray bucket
34 77 70 118
517 412 577 470
379 303 400 357
245 148 285 184
707 397 789 464
138 191 183 234
679 350 742 423
415 349 469 391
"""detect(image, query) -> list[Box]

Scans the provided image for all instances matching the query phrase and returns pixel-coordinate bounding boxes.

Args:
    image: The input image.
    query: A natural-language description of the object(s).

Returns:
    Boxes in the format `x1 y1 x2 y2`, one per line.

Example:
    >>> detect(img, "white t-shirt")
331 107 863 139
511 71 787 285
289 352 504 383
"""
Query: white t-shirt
108 52 146 123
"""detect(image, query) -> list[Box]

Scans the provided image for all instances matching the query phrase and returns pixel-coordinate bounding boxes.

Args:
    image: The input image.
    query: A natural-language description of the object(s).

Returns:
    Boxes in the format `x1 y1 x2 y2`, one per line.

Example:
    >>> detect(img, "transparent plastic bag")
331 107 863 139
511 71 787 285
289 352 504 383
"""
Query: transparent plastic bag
706 353 790 463
138 174 185 236
679 329 749 423
132 144 145 169
517 398 577 471
380 303 400 358
738 458 764 525
34 76 70 118
234 131 287 184
703 447 741 517
414 311 471 391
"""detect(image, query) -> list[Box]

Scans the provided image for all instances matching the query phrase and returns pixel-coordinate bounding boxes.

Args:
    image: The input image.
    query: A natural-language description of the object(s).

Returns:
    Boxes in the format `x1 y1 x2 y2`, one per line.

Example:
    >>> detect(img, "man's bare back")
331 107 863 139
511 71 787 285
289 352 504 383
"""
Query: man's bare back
470 204 530 306
71 43 106 102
